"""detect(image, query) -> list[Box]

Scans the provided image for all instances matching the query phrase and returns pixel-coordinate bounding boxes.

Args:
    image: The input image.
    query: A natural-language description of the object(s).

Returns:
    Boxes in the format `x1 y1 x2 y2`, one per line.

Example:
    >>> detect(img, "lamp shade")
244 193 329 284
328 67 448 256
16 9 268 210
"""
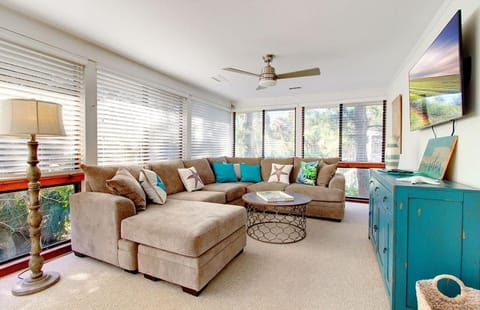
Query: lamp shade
0 99 66 136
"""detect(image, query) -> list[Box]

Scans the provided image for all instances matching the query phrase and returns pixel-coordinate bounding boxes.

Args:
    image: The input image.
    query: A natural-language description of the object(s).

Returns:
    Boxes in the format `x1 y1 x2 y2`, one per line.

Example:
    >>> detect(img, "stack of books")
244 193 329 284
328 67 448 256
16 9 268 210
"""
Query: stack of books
256 191 294 202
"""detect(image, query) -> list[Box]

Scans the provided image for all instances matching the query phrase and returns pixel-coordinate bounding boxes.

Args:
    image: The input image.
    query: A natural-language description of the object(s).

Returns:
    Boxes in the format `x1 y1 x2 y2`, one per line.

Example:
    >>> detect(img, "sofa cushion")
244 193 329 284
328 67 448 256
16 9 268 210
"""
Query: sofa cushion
260 158 293 181
139 169 167 204
247 181 288 192
317 160 338 187
121 199 246 257
178 167 204 192
207 156 227 164
80 163 142 193
285 183 344 202
202 182 246 202
212 162 238 183
239 163 262 182
267 163 293 184
146 160 185 195
168 190 226 204
106 168 146 211
183 158 216 185
296 161 319 186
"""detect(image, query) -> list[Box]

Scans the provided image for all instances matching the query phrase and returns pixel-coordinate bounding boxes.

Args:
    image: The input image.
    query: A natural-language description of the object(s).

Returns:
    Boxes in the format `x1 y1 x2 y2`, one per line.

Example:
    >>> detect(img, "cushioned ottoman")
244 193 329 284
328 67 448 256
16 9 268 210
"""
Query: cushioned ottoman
120 199 247 295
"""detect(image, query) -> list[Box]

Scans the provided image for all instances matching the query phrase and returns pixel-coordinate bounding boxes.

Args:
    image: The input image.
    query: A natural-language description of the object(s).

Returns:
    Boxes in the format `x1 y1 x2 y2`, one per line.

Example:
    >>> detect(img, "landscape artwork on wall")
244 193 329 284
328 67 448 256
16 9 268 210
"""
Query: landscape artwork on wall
417 135 458 179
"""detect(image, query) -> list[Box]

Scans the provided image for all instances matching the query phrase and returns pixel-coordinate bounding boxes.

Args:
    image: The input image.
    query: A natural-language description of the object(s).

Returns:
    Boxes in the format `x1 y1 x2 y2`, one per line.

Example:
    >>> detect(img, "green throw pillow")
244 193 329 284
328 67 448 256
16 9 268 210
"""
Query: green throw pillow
296 161 319 186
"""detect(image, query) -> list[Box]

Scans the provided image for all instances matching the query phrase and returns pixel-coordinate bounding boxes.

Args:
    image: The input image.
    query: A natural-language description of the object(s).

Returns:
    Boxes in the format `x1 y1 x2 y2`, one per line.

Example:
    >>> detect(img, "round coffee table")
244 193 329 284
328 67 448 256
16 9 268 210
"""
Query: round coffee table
242 192 311 244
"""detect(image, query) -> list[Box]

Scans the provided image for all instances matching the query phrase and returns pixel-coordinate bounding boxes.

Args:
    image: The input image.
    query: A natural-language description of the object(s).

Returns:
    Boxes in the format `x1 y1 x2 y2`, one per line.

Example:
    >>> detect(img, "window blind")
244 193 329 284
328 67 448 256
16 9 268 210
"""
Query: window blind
264 109 295 158
234 111 263 157
97 68 186 165
303 106 340 158
340 101 384 162
0 39 84 176
190 100 231 159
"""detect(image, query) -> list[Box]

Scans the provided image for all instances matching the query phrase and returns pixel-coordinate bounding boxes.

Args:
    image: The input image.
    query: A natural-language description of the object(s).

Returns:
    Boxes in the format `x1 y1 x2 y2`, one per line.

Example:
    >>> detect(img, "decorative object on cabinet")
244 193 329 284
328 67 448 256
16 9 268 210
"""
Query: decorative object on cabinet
369 169 480 310
391 95 402 153
385 136 400 171
418 135 457 179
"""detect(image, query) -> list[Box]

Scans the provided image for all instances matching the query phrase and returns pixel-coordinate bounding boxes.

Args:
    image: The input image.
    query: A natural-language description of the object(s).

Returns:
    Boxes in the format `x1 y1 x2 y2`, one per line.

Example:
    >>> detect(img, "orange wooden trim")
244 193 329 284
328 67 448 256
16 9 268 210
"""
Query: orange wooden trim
0 172 84 193
338 162 385 169
0 243 72 278
346 197 369 204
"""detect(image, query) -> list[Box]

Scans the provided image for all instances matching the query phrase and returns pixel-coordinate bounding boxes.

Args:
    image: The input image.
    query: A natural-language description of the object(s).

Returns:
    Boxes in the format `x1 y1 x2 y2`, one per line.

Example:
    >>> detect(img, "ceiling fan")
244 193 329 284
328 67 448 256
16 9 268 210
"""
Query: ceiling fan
223 54 320 90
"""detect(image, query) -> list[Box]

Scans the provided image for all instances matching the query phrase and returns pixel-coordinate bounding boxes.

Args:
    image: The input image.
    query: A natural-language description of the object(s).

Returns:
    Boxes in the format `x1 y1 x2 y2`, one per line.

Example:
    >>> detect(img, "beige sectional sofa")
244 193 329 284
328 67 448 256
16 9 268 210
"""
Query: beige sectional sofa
69 156 345 295
146 157 345 220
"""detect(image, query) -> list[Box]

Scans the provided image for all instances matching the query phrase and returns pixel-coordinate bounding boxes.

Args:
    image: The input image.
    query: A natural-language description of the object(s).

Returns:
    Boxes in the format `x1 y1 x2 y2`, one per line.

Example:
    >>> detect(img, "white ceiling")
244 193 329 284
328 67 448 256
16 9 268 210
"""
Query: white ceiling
1 0 446 103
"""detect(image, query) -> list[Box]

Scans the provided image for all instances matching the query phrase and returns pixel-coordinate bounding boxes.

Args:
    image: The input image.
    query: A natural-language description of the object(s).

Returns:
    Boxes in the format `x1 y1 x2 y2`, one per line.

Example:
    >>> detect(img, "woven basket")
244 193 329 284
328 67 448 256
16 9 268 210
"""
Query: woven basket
416 274 480 310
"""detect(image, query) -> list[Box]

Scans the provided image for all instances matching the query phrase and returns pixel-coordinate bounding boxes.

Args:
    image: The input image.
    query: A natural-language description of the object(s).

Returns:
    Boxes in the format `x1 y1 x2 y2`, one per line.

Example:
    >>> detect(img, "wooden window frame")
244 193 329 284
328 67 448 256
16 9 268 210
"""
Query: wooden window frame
0 172 84 277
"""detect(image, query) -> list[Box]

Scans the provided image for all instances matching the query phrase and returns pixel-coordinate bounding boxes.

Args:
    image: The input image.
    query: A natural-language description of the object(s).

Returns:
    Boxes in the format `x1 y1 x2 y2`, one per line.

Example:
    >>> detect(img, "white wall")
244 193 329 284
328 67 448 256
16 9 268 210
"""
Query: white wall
386 0 480 187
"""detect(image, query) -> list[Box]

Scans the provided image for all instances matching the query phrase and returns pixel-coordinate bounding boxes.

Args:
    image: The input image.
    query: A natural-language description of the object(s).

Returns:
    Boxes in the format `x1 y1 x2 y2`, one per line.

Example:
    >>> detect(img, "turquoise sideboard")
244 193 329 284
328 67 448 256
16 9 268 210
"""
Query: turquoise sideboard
369 169 480 310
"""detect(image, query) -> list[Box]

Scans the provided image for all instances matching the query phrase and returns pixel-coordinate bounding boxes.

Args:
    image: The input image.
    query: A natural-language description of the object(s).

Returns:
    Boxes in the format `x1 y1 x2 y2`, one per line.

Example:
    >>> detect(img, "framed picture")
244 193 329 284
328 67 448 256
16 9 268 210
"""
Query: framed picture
418 135 458 179
391 94 402 153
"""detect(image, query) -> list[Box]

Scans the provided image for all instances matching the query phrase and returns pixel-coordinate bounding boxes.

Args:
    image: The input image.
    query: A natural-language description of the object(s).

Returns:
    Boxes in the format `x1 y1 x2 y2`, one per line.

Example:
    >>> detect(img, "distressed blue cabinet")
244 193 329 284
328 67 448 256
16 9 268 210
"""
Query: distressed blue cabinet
369 169 480 310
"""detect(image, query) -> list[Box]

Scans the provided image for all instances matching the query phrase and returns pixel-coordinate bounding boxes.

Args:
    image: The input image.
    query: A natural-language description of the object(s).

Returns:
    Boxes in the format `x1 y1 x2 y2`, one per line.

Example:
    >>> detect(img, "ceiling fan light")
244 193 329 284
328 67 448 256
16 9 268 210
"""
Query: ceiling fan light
258 79 276 87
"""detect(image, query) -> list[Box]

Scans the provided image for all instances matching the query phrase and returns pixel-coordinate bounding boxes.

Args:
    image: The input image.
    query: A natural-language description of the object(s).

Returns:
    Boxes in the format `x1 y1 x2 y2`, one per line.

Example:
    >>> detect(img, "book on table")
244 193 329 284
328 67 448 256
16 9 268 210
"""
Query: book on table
256 191 294 202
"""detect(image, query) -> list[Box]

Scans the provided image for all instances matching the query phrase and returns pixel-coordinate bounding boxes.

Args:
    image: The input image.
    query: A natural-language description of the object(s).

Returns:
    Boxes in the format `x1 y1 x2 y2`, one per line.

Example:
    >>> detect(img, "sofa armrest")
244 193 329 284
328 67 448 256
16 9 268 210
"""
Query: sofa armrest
329 173 345 193
70 192 136 267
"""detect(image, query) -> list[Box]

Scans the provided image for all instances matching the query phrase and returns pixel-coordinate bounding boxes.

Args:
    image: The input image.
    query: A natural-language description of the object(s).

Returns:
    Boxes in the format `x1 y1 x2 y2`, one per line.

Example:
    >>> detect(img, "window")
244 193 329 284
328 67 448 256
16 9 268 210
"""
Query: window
0 184 73 264
303 106 339 158
264 109 295 158
0 38 84 265
234 111 263 157
0 39 84 176
304 101 385 199
341 102 384 163
191 100 232 158
234 109 295 158
97 68 186 164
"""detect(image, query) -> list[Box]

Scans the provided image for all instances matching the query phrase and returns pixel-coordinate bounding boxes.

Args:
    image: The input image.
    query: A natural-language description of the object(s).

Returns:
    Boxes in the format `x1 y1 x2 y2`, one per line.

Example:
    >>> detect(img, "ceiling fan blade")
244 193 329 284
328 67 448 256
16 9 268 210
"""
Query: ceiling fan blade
276 68 320 79
223 67 259 77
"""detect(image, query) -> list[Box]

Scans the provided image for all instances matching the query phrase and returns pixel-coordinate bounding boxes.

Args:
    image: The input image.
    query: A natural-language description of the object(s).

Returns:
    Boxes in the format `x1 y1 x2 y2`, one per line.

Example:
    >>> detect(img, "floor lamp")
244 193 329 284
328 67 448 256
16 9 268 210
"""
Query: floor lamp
0 99 66 296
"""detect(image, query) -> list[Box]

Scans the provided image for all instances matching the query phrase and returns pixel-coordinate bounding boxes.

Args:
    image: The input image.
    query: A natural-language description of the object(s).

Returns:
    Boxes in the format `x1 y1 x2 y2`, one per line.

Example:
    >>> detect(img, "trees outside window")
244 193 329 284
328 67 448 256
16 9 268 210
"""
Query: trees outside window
234 111 263 157
265 110 295 158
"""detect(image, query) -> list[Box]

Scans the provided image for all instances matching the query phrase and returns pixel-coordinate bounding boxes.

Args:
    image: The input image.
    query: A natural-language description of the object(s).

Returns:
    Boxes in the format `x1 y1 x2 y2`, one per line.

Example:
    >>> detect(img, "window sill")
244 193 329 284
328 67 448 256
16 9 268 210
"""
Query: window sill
0 243 72 277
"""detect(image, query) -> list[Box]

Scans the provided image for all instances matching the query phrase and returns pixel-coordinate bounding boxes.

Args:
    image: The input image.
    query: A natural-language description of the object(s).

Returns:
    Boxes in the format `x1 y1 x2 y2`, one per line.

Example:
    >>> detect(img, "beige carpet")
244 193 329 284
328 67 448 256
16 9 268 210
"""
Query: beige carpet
0 203 389 310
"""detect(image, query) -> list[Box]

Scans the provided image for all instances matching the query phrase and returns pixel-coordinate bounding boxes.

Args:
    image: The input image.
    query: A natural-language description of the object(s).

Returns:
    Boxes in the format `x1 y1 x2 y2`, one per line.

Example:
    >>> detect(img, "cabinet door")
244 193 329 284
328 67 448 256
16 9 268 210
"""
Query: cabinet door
369 178 380 247
406 198 462 308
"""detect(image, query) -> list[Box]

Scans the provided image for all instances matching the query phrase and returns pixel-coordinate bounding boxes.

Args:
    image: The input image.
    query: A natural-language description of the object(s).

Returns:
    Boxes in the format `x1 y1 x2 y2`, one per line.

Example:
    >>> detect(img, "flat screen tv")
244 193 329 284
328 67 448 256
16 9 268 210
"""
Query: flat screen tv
409 10 465 131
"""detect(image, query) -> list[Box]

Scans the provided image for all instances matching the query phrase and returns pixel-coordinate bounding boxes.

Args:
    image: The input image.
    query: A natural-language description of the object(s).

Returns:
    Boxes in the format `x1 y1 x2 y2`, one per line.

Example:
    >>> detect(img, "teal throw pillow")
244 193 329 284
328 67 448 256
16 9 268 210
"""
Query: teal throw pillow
240 163 262 182
212 162 238 183
296 161 319 186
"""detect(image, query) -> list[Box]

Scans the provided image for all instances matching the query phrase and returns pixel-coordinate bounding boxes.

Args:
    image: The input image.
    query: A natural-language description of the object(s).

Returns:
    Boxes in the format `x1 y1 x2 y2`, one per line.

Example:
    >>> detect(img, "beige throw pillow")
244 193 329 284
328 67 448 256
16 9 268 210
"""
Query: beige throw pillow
268 163 293 184
178 167 205 192
106 168 146 211
316 161 338 187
